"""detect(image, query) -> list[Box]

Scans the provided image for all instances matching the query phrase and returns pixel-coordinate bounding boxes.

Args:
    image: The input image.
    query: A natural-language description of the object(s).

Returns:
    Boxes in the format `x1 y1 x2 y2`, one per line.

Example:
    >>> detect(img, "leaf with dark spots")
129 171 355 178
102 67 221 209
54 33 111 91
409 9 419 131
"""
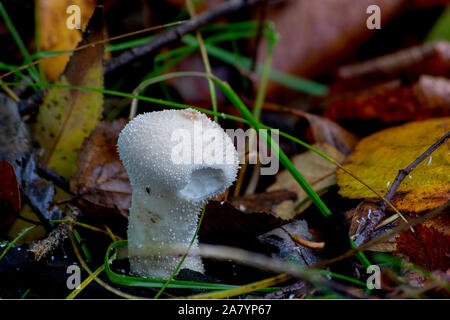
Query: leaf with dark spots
70 119 131 218
32 6 106 179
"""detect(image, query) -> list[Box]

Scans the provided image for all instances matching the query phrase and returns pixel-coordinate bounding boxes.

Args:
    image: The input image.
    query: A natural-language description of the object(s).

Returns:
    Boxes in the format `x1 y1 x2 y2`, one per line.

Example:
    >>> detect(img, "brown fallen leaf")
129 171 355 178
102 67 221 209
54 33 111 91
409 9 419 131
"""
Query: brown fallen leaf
325 75 450 123
266 143 345 220
70 119 131 217
394 211 450 271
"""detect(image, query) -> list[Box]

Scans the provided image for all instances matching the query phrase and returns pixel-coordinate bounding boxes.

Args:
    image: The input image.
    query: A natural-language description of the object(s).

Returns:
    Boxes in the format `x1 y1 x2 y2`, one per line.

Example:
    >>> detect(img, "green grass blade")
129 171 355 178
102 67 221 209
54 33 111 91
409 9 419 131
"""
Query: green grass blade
426 6 450 42
104 240 247 290
0 2 39 82
182 35 328 96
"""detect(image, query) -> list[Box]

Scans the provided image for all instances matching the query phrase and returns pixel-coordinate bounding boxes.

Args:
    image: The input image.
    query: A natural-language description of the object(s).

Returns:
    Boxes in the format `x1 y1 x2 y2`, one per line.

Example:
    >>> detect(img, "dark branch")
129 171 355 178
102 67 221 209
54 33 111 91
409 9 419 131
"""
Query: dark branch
36 163 72 195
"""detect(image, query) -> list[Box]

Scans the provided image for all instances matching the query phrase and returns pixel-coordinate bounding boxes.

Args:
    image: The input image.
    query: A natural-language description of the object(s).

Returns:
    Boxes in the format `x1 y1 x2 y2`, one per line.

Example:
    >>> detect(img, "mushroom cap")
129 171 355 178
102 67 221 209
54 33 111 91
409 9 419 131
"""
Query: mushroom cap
118 109 239 202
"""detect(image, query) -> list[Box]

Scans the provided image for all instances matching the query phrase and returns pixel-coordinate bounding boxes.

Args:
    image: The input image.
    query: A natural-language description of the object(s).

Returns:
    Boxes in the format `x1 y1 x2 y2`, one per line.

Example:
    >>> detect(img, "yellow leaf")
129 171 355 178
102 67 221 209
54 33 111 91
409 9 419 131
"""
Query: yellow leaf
337 118 450 212
33 7 105 179
37 0 96 82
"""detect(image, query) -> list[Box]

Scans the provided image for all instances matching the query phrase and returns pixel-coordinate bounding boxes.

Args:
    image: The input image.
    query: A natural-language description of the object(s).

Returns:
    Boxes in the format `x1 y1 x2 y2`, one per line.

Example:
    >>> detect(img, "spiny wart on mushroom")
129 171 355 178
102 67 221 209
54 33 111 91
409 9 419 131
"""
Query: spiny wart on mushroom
117 108 239 279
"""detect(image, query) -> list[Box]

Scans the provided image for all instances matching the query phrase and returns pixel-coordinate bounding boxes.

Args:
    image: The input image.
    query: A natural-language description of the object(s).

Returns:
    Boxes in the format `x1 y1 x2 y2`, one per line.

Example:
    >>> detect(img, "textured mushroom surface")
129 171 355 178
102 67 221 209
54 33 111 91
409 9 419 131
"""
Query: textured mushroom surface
118 108 239 278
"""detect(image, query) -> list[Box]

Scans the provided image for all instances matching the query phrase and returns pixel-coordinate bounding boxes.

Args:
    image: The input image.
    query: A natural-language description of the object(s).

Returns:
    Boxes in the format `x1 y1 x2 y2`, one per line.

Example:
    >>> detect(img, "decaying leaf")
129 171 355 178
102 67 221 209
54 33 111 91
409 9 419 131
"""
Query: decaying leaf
70 119 131 217
395 212 450 271
266 143 345 220
37 0 96 81
325 76 450 123
33 6 105 179
325 42 450 122
346 200 399 252
337 118 449 212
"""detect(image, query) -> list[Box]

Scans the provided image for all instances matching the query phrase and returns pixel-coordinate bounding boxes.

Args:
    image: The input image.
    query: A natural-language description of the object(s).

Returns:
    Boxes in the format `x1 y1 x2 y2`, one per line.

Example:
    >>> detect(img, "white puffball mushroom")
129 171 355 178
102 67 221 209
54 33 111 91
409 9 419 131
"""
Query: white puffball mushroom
118 108 239 279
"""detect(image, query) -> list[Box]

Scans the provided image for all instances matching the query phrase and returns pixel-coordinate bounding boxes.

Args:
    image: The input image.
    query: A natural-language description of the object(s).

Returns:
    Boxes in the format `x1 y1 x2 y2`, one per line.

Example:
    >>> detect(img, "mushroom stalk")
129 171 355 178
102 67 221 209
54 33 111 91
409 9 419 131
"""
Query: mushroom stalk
127 187 204 278
118 109 238 279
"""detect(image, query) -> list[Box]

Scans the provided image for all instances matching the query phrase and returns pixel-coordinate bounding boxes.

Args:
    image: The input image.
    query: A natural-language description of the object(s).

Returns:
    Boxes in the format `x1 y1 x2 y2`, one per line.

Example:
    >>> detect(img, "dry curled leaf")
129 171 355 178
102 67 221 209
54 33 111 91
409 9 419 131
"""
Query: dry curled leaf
337 118 450 212
70 119 131 217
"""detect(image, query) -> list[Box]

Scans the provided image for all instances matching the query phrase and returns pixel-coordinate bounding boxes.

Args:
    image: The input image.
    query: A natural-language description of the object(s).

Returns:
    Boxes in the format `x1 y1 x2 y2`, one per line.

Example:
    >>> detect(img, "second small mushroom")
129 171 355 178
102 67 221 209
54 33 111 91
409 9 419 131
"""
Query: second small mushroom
118 108 239 279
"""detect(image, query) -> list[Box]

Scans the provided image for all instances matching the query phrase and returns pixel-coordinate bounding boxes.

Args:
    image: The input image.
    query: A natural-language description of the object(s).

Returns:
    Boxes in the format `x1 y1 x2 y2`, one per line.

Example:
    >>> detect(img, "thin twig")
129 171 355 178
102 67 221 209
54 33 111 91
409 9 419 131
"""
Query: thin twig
354 131 450 246
313 201 449 270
